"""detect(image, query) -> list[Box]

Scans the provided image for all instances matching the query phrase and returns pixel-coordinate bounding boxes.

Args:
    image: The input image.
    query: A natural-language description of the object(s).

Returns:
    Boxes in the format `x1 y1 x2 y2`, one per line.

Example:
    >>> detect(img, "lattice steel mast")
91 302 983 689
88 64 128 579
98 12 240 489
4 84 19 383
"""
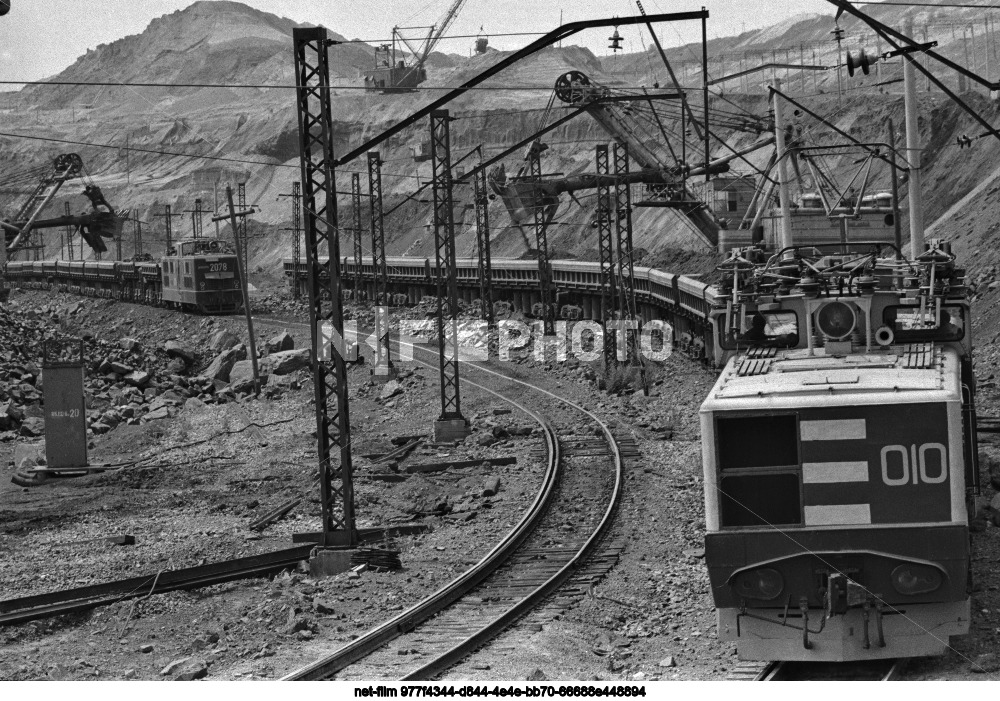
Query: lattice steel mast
368 151 395 380
293 27 356 546
429 110 469 441
473 166 494 325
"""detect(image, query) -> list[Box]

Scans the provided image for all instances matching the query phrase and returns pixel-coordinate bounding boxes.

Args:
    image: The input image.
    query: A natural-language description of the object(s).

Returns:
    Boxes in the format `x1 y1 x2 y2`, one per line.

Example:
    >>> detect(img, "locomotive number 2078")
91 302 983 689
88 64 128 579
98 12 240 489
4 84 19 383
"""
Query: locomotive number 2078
880 443 948 486
209 263 228 272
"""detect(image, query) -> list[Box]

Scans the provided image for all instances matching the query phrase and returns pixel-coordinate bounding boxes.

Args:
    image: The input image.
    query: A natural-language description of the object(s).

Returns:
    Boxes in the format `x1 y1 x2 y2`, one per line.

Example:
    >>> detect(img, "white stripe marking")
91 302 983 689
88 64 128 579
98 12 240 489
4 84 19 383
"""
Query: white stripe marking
804 504 872 526
800 419 866 441
802 461 869 483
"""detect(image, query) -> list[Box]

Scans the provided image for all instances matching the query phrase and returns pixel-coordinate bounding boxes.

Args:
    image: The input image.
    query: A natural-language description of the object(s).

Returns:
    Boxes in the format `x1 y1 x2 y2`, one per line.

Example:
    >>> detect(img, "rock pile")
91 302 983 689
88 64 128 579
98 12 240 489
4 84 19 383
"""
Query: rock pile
0 299 308 445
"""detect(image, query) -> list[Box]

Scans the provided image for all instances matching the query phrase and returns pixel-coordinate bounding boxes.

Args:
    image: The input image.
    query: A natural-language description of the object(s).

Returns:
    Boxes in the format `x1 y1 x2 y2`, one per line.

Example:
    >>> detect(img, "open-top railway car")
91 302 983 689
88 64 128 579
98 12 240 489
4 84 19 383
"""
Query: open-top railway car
6 237 243 314
700 240 977 661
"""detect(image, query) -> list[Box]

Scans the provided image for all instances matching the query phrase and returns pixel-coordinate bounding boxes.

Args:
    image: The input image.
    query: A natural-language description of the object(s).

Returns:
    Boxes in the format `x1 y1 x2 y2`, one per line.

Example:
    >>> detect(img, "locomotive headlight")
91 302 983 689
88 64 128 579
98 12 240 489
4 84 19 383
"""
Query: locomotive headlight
816 301 858 341
732 567 784 601
890 563 943 596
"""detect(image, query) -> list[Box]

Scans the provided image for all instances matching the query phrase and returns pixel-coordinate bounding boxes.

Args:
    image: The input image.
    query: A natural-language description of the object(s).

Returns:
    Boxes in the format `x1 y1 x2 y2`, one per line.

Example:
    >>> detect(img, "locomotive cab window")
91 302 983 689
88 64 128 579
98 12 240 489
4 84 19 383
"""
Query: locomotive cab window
718 310 799 349
884 305 965 342
716 415 801 527
716 415 798 470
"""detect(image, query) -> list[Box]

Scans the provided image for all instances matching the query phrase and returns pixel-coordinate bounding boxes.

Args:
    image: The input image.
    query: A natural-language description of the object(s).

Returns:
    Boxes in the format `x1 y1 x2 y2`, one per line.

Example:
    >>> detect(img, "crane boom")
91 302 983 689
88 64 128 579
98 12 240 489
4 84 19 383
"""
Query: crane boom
420 0 469 65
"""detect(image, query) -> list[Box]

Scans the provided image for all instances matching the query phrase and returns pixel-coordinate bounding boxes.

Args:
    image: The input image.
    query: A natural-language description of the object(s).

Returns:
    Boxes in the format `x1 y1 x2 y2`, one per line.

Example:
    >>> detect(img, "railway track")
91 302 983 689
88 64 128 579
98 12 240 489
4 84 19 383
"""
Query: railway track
747 659 905 681
258 315 628 680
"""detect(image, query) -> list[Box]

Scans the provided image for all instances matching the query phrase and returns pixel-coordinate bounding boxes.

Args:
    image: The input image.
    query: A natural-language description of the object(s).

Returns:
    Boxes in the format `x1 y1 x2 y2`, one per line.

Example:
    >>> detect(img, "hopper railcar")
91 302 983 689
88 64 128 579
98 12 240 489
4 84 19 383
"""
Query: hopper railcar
700 240 978 661
5 238 243 314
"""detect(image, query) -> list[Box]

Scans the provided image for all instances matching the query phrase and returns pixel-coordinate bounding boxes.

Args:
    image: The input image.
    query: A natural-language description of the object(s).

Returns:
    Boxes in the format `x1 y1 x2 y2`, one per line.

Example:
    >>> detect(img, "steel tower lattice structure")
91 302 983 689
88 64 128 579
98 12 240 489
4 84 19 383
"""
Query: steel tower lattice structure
429 110 466 425
292 26 357 546
595 144 618 370
290 181 301 298
351 173 365 301
368 151 394 377
473 167 494 326
527 149 555 335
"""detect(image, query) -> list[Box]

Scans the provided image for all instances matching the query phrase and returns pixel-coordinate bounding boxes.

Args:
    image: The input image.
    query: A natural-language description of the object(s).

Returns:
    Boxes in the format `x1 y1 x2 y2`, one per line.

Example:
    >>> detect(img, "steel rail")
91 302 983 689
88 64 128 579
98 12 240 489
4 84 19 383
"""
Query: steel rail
272 313 625 681
399 368 625 680
0 545 315 627
281 369 562 680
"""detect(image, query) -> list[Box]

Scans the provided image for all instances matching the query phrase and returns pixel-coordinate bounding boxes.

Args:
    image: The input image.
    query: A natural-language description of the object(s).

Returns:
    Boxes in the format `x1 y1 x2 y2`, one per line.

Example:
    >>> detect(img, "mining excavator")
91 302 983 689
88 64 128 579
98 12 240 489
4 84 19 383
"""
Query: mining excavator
488 70 774 250
1 153 123 258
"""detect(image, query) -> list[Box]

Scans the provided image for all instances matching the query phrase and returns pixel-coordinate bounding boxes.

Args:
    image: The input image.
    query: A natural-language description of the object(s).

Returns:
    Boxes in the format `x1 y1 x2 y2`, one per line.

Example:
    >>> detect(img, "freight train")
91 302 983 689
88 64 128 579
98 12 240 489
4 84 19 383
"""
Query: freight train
5 237 242 314
9 242 980 663
283 255 722 363
700 240 978 662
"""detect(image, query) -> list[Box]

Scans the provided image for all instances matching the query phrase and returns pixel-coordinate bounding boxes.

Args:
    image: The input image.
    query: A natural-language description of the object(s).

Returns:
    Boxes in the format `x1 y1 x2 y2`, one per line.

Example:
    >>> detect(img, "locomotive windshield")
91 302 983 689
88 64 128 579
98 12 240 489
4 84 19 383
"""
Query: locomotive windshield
718 310 799 349
884 305 965 342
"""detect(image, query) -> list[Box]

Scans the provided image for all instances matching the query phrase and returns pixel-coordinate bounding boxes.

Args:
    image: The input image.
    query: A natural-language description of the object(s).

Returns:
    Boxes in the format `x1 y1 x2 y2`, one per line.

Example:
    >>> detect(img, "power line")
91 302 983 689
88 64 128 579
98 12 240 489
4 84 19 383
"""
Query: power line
0 130 426 182
334 31 547 43
0 79 675 92
862 1 1000 7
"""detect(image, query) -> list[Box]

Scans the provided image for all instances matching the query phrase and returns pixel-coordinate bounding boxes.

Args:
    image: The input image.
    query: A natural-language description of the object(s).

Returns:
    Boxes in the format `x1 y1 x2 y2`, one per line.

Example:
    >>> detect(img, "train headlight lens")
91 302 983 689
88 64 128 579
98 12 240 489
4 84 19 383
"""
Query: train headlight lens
816 301 858 340
732 567 784 601
890 563 943 595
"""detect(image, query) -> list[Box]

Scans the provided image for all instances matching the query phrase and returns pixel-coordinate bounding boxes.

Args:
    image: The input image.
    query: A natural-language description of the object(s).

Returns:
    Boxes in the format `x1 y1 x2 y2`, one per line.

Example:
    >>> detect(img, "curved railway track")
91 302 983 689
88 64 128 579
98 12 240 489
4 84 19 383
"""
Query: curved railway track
253 316 627 681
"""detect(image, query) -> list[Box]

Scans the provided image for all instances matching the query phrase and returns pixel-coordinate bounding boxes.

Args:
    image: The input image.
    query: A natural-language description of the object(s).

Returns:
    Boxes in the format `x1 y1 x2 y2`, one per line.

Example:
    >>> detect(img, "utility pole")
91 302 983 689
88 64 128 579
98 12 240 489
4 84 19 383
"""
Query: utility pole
429 109 470 442
132 211 142 258
886 117 903 259
367 151 395 381
772 78 794 250
159 204 182 255
64 202 74 261
278 182 302 298
116 215 123 261
832 24 844 107
237 182 249 276
188 199 205 239
701 8 710 181
217 187 261 397
903 46 924 254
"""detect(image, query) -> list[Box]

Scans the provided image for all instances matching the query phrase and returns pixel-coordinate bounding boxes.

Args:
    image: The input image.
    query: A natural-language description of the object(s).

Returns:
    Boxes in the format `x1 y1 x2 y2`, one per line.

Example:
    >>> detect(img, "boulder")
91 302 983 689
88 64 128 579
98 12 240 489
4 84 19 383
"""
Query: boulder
262 349 310 376
119 337 140 352
229 361 267 393
19 416 45 437
203 345 246 383
142 407 170 422
379 380 403 401
266 331 294 353
208 329 240 352
163 340 196 365
166 358 187 375
124 370 151 388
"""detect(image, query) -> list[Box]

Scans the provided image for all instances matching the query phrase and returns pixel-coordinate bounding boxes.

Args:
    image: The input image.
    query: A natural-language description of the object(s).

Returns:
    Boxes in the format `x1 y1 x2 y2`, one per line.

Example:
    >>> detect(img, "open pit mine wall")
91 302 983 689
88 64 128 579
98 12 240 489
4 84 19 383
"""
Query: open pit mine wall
8 92 1000 279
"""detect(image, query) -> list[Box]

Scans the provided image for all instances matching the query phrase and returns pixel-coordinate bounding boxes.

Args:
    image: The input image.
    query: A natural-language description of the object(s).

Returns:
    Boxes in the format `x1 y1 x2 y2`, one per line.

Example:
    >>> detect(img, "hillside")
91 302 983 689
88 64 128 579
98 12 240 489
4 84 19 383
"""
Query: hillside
2 0 1000 297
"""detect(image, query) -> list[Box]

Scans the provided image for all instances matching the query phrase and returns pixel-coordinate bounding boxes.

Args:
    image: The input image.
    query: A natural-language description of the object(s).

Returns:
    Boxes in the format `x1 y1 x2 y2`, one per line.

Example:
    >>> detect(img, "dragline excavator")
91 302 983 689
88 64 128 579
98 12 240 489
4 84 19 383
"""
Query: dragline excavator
365 0 469 93
1 153 123 258
487 71 774 250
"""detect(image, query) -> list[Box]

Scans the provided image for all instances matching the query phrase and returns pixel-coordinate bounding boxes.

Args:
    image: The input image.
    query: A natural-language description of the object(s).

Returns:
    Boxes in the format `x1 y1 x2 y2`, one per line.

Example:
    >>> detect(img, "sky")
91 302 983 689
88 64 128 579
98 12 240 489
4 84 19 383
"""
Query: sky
0 0 837 86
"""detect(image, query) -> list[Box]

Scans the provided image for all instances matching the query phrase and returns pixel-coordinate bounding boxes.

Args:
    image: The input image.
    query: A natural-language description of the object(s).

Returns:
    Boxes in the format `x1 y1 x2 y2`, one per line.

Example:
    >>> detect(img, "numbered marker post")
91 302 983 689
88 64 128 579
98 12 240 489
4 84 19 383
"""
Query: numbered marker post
42 338 88 470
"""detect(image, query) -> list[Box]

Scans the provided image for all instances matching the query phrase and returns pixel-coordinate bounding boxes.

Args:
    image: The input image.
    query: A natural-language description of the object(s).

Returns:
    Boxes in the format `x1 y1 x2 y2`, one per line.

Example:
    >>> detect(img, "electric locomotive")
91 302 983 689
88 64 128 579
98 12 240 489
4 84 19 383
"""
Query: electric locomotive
700 240 977 661
160 238 242 314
